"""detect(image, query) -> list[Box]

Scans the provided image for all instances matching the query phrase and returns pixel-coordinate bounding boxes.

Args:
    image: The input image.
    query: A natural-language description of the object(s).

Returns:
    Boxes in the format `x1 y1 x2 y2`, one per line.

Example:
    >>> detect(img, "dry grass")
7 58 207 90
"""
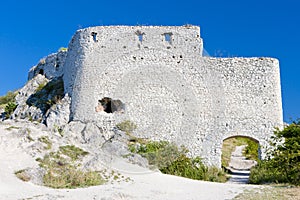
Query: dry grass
37 145 105 189
15 170 30 182
234 185 300 200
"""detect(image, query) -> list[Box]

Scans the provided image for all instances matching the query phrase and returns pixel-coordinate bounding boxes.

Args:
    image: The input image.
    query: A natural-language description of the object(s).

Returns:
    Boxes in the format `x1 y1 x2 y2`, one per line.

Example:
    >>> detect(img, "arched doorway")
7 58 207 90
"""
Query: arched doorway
221 136 260 169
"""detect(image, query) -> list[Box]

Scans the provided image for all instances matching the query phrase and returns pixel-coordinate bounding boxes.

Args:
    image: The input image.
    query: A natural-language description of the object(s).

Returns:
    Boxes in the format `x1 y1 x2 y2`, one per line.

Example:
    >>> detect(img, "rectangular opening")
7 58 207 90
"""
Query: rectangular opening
164 33 172 43
138 34 143 42
136 31 144 42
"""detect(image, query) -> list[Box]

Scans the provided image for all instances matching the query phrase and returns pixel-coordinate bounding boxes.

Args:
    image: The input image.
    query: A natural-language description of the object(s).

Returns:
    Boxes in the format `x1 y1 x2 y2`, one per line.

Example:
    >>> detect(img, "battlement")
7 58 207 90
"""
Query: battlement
71 25 203 55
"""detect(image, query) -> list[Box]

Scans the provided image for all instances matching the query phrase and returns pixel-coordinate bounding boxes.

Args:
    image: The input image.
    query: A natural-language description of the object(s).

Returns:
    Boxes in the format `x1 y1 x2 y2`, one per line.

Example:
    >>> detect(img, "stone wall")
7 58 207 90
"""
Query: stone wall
59 25 283 167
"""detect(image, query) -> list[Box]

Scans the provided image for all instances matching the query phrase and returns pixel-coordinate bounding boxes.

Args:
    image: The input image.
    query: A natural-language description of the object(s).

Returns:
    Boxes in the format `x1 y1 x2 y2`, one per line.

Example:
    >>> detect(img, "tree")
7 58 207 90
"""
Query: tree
250 120 300 185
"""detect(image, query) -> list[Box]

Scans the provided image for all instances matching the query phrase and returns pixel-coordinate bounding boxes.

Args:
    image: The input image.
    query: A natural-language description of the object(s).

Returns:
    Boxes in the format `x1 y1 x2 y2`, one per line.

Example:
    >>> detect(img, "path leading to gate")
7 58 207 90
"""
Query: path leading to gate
227 145 257 184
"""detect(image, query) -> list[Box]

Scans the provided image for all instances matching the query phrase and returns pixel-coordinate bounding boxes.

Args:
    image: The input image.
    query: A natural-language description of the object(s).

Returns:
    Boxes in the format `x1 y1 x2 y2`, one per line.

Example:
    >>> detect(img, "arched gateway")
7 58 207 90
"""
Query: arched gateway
61 25 283 167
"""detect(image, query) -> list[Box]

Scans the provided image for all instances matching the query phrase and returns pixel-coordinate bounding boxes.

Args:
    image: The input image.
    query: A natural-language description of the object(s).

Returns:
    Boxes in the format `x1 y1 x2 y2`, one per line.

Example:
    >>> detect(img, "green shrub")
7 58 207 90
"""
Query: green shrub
38 136 52 150
244 139 259 161
43 166 103 189
37 145 104 188
59 145 89 161
0 91 17 105
26 78 64 114
58 47 68 52
116 120 137 134
131 140 227 182
249 120 300 185
4 102 17 118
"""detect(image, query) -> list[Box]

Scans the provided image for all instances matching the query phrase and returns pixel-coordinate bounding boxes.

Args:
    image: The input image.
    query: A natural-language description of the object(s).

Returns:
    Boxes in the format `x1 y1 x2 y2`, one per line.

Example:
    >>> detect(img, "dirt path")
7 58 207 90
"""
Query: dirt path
227 145 257 184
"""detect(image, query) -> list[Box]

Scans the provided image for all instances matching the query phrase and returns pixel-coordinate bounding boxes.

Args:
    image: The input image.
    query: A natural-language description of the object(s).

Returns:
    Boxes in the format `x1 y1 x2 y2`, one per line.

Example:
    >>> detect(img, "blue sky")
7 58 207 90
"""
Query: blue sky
0 0 299 122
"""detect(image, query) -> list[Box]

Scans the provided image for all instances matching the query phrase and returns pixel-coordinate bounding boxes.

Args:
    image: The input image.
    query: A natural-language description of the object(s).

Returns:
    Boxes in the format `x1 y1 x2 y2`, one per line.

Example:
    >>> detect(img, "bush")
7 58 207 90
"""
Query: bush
0 91 17 105
4 102 17 118
131 140 227 182
26 78 64 114
37 145 105 188
116 120 137 134
249 120 300 185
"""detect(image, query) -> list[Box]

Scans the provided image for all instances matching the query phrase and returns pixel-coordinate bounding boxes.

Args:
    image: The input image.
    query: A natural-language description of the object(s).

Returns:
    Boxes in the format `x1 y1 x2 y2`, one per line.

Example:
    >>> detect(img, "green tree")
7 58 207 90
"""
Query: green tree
250 120 300 185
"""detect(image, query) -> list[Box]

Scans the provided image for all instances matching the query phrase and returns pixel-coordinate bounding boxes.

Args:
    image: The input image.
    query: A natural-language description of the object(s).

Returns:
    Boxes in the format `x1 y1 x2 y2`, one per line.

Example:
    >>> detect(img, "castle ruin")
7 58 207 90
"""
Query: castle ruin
29 25 283 167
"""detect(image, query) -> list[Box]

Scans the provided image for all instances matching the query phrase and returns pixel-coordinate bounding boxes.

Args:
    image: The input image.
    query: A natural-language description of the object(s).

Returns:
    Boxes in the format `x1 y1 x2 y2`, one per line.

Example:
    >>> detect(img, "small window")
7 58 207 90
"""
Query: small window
91 32 97 42
38 69 44 75
164 33 172 43
138 34 143 42
136 31 144 42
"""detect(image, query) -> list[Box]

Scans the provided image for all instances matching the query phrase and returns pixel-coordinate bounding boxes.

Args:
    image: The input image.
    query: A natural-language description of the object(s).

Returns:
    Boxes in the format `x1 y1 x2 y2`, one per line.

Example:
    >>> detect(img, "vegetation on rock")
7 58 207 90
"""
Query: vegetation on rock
0 91 18 119
116 120 137 135
36 145 104 189
129 140 227 182
0 91 17 106
249 120 300 185
15 169 30 182
26 77 64 114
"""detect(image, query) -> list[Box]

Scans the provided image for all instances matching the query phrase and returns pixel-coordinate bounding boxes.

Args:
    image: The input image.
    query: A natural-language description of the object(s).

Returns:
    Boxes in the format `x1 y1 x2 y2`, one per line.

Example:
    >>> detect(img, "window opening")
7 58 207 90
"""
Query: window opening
91 32 98 42
136 31 144 42
38 69 44 75
96 97 125 113
138 34 143 42
164 33 172 43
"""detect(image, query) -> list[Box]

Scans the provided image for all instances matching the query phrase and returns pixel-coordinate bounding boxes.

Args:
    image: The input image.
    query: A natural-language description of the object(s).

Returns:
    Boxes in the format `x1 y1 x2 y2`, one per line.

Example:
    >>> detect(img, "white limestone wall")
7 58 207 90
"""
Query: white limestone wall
63 25 283 167
64 25 203 121
199 57 283 166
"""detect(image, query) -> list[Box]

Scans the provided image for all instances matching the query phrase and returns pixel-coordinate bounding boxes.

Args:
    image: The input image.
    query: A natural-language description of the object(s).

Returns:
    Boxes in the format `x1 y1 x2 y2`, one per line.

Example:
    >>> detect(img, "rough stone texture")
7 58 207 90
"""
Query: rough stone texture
13 74 49 121
45 94 71 129
23 25 283 167
28 50 67 80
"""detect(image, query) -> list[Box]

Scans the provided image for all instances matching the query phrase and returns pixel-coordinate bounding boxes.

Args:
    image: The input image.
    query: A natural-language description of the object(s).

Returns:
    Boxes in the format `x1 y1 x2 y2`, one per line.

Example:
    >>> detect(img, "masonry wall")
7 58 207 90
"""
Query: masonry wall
63 25 283 167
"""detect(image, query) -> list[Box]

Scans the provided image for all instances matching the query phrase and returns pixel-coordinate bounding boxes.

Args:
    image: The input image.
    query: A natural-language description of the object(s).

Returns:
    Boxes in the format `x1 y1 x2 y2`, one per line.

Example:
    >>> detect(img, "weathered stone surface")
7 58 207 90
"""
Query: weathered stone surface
13 74 49 121
61 26 283 167
28 50 67 80
45 94 71 129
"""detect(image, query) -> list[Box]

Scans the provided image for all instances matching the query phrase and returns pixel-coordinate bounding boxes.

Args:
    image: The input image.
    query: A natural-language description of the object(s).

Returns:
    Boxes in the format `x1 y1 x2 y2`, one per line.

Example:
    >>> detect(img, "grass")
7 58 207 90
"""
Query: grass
26 78 64 115
37 145 105 189
59 145 89 161
43 167 103 189
53 124 64 136
0 91 18 119
234 185 300 200
222 137 259 167
15 169 30 182
35 81 48 92
58 47 68 52
38 136 52 150
116 120 137 135
0 91 17 106
5 126 20 131
130 140 227 183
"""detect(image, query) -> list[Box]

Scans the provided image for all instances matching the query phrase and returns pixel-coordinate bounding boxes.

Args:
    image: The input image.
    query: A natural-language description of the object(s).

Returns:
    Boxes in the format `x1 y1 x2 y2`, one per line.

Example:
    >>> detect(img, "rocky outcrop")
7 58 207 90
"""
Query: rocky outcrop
45 94 71 129
13 74 49 121
28 50 67 81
